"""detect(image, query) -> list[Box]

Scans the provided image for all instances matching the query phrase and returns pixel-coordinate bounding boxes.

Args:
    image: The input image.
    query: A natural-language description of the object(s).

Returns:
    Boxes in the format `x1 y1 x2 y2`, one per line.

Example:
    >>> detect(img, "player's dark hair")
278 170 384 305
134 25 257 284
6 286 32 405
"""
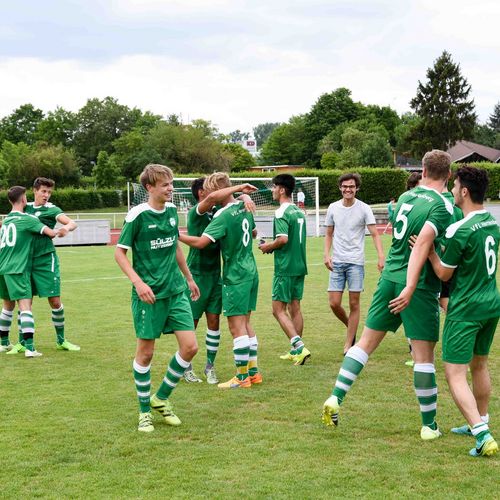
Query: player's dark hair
33 177 55 190
338 173 361 188
422 150 451 181
455 166 489 204
272 174 295 197
8 186 26 204
406 172 421 190
191 177 206 201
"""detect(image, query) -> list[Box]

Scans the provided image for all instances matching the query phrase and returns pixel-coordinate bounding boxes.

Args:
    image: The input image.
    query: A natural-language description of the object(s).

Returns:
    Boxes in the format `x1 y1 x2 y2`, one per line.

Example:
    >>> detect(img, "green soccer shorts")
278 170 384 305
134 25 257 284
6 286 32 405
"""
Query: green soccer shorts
31 251 61 298
188 273 222 320
132 291 195 339
442 317 498 364
0 272 32 301
222 274 259 317
272 275 305 303
366 278 440 342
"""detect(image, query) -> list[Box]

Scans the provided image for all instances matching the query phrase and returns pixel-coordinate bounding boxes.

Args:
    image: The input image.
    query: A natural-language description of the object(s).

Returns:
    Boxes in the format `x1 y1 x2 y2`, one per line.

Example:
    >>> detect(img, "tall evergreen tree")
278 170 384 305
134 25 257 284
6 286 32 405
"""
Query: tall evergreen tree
488 101 500 133
409 51 476 156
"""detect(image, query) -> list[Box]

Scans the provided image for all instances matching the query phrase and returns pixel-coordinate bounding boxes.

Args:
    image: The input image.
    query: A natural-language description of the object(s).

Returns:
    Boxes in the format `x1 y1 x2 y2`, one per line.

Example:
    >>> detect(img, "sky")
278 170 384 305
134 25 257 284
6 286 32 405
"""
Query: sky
0 0 499 134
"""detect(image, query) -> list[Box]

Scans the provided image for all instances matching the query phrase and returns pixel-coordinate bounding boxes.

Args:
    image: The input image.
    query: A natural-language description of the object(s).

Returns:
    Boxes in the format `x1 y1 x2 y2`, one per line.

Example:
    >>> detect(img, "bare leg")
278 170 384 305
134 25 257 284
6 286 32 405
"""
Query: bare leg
272 301 297 341
288 300 303 337
470 355 491 417
345 292 361 353
328 291 348 327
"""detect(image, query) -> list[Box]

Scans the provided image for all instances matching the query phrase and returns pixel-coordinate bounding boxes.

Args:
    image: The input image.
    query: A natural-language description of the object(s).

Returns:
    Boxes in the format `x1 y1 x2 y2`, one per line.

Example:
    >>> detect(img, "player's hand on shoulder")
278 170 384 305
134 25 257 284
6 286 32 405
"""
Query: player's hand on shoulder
408 234 418 249
238 183 258 194
135 280 156 304
239 194 256 214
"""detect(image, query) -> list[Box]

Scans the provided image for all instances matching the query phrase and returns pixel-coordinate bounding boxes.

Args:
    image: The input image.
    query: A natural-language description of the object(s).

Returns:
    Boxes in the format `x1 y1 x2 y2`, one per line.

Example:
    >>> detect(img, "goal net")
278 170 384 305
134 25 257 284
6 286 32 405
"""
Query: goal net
127 177 320 237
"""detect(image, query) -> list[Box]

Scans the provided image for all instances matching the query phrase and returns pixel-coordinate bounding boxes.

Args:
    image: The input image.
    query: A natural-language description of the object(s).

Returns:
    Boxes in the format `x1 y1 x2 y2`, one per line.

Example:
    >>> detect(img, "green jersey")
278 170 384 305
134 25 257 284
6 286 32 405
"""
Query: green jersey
25 202 63 257
440 210 500 321
186 204 221 276
203 201 257 285
437 192 463 256
273 202 307 276
117 202 186 299
382 186 454 291
0 211 46 274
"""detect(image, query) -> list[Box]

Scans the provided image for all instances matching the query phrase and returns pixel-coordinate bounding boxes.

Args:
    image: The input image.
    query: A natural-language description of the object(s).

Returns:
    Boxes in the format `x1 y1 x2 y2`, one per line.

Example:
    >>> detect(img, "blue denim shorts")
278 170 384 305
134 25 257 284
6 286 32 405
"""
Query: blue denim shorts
328 262 365 292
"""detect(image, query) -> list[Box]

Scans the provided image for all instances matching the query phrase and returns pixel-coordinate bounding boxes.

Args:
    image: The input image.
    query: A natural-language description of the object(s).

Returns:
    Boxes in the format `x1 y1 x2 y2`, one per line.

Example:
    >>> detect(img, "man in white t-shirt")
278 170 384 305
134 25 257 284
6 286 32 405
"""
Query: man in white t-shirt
297 189 305 210
324 173 385 354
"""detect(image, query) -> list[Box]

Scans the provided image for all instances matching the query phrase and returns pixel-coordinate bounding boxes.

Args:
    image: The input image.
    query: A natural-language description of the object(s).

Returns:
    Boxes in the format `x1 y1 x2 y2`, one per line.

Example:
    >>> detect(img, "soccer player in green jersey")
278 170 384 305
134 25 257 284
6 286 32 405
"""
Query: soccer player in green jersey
259 174 311 365
323 150 454 440
115 164 200 433
184 177 257 384
9 177 80 354
425 167 499 457
0 186 58 357
180 172 261 389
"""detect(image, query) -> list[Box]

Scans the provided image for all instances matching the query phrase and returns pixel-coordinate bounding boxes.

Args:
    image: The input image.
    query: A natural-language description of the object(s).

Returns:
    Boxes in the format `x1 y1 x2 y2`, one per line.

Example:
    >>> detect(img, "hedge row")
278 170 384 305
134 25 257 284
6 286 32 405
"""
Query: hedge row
0 188 122 213
231 168 409 205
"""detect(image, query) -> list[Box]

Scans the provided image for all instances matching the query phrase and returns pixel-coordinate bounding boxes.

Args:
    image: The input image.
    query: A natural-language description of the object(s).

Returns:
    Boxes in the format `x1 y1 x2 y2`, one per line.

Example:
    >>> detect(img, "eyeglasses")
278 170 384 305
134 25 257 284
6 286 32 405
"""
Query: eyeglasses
340 185 357 190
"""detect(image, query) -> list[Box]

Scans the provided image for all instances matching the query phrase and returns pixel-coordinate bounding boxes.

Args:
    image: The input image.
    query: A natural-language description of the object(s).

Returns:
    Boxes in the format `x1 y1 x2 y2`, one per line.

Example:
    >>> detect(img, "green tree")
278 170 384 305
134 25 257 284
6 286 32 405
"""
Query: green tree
223 143 255 172
409 51 476 156
0 141 80 187
73 97 150 174
227 130 249 143
304 87 361 165
472 124 497 148
487 102 500 133
253 122 280 148
93 150 122 187
35 107 77 147
259 115 308 165
0 104 44 145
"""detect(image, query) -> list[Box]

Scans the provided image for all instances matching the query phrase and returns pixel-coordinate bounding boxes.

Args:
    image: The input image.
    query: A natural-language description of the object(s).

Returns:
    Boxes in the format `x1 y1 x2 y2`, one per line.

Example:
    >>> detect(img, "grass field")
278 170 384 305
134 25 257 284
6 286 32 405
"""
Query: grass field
1 236 499 499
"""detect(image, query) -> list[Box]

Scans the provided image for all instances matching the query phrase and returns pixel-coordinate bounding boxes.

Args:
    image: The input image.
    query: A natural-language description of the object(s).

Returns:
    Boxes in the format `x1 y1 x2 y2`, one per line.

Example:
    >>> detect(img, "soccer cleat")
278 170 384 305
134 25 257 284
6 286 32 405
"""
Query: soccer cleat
420 425 442 441
138 412 154 433
404 359 414 367
25 349 43 358
279 351 295 361
6 342 26 354
204 366 219 385
183 369 203 383
217 376 251 389
249 372 263 384
322 395 339 427
56 340 81 351
451 424 473 436
0 344 14 353
293 347 311 366
150 394 181 426
469 434 498 457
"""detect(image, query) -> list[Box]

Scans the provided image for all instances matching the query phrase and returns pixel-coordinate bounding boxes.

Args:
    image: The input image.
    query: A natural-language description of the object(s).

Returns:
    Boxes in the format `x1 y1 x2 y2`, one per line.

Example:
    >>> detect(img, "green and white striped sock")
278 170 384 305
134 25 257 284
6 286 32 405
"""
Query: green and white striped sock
20 311 35 351
156 352 190 400
51 305 65 344
0 308 13 345
133 360 151 413
206 329 220 366
332 345 369 403
414 363 438 429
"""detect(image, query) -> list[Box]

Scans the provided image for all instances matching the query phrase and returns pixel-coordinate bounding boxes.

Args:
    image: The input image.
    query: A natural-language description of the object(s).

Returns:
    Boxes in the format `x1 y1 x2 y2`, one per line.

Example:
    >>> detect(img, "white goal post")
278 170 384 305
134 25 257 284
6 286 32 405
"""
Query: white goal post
127 177 320 237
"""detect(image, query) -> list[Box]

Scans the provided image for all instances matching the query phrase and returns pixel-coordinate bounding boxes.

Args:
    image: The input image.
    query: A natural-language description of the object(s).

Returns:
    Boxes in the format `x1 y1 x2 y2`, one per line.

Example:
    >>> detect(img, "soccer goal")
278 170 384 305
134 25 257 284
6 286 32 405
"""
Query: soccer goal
127 177 320 237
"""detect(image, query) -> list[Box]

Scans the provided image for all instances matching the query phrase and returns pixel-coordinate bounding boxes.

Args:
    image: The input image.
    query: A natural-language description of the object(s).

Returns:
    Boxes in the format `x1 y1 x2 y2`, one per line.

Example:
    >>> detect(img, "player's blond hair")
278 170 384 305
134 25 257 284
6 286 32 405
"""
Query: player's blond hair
422 150 451 181
203 172 231 193
139 164 173 188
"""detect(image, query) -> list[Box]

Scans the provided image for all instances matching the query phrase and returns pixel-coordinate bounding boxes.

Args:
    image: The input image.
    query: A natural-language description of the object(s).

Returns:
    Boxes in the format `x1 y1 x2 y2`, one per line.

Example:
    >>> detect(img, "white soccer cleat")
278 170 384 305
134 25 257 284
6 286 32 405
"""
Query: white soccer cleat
25 350 43 358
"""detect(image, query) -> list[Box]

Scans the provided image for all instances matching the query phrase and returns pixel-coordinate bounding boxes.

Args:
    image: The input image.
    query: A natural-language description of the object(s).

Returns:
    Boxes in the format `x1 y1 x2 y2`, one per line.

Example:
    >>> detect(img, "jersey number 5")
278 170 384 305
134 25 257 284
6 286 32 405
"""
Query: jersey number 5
393 203 415 240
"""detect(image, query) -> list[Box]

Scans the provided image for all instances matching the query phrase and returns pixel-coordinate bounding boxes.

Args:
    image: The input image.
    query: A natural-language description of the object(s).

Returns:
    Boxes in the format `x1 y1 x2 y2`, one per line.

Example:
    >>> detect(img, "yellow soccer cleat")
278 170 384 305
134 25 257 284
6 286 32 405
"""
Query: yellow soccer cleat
293 347 311 366
217 376 251 389
138 412 154 433
420 425 442 441
322 395 339 427
150 394 181 426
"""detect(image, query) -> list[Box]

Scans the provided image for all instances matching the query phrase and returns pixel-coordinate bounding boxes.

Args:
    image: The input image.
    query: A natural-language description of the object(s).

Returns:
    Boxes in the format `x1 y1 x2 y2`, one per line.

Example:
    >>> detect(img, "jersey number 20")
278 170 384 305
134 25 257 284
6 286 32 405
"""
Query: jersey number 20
0 223 17 249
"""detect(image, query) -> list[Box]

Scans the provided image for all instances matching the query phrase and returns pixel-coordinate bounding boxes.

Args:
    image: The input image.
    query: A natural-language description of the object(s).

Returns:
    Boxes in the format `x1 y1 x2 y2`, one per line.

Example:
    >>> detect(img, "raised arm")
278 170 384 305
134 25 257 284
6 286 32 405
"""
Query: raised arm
197 183 258 214
41 226 58 239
